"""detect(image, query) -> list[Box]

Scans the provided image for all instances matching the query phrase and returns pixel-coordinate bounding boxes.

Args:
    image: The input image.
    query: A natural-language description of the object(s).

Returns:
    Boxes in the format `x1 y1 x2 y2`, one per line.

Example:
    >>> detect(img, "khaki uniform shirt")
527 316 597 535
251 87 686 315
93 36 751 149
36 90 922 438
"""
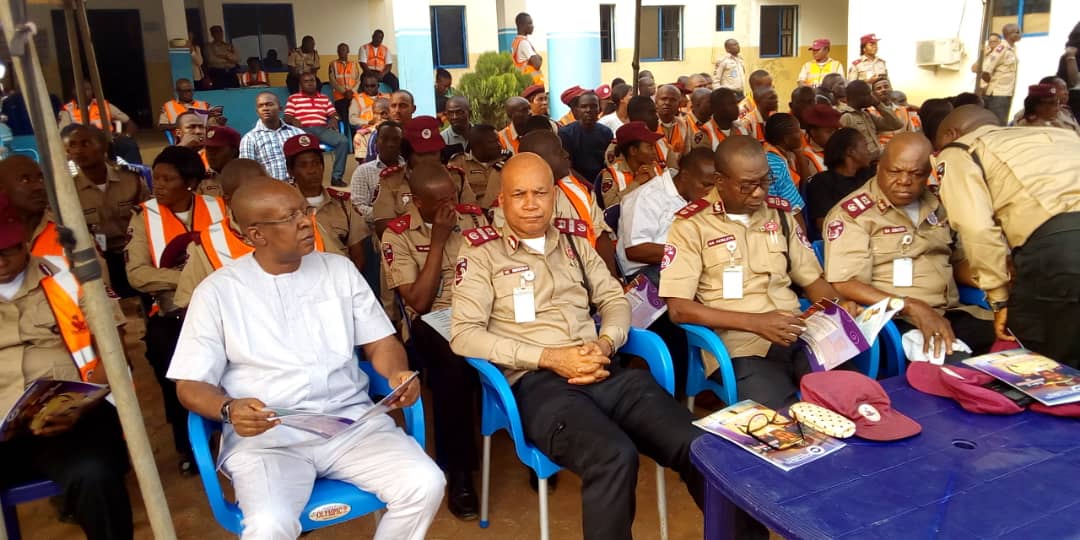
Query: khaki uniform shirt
0 258 123 412
599 159 658 208
206 40 240 69
713 54 745 92
372 166 477 223
659 188 822 371
450 222 631 385
381 203 488 313
197 178 223 198
823 178 964 312
847 55 888 82
838 103 903 161
310 188 370 250
937 125 1080 304
984 42 1018 97
287 49 320 75
75 164 150 252
448 153 506 208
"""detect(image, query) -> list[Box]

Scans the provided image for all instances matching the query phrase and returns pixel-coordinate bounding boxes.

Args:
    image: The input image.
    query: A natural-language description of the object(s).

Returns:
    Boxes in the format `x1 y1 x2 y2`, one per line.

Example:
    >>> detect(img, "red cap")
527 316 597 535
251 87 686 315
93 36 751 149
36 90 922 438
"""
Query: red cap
159 231 200 269
809 38 831 51
801 371 922 441
1030 402 1080 418
404 116 445 154
283 133 322 160
204 126 241 148
560 85 587 106
906 362 1024 415
673 81 691 95
1028 84 1058 98
0 193 26 250
595 84 612 99
521 84 545 100
801 104 842 128
615 121 663 145
860 34 881 46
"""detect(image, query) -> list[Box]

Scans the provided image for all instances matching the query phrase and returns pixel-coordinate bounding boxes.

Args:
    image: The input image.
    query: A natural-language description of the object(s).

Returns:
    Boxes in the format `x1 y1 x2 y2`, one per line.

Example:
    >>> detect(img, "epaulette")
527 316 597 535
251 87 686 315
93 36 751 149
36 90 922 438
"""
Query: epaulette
328 189 351 201
386 214 411 234
380 165 403 178
853 58 862 65
766 196 792 212
675 199 709 219
463 226 500 246
553 217 589 238
456 203 483 216
840 193 874 218
993 44 1005 53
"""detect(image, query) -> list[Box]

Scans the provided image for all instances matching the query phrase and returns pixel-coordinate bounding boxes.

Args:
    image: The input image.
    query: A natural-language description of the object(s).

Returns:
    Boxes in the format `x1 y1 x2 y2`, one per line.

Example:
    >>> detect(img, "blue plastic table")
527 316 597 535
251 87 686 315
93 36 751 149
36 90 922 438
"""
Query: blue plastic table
690 377 1080 539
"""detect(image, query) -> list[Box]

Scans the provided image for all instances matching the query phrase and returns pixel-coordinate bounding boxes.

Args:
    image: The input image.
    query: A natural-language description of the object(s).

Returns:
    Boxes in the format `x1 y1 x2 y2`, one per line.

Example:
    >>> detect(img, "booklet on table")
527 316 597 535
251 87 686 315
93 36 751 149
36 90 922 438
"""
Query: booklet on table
798 296 904 371
693 400 845 471
271 371 420 439
0 378 110 442
962 349 1080 406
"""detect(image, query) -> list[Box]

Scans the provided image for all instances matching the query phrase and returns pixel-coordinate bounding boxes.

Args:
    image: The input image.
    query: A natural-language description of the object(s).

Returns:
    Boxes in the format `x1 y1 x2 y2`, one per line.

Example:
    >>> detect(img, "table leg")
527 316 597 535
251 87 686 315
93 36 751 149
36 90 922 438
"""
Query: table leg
703 480 739 540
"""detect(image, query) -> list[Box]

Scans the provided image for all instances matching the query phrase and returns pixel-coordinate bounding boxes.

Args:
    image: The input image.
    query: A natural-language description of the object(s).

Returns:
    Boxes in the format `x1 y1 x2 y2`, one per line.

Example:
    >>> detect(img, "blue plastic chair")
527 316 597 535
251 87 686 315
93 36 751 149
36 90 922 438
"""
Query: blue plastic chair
811 239 825 266
958 285 991 310
164 130 176 145
467 327 672 540
603 204 620 236
9 135 39 162
318 120 348 153
187 359 425 535
1 479 63 540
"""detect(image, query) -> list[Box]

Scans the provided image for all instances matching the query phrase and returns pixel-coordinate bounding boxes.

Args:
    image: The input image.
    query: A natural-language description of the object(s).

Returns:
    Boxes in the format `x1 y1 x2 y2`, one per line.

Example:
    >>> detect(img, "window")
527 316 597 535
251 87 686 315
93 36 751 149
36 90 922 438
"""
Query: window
600 4 616 63
716 5 735 32
992 0 1051 36
640 6 683 62
759 5 797 58
222 3 295 70
430 6 468 68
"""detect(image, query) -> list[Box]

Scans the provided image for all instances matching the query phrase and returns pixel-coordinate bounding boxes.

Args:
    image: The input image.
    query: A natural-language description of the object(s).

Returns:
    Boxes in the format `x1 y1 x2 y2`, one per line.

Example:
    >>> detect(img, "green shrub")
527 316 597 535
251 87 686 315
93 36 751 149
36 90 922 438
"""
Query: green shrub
457 52 533 128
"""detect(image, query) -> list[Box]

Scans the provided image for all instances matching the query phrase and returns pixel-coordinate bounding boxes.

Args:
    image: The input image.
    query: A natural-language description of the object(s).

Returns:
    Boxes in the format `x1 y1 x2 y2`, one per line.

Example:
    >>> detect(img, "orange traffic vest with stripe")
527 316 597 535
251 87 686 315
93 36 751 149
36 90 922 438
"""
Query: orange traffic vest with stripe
556 175 598 247
39 269 100 382
658 122 686 155
240 70 269 86
511 36 544 84
331 60 360 100
801 146 827 175
701 118 747 150
498 124 521 154
558 112 574 127
201 215 326 270
605 165 634 194
363 44 388 70
162 99 210 124
141 195 226 268
352 92 387 125
764 142 801 187
64 99 112 129
31 221 69 270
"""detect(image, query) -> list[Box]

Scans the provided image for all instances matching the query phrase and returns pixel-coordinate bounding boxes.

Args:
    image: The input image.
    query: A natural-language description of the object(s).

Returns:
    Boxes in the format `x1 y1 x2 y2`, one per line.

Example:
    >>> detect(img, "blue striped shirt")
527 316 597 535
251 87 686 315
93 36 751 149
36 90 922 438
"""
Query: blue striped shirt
766 153 805 212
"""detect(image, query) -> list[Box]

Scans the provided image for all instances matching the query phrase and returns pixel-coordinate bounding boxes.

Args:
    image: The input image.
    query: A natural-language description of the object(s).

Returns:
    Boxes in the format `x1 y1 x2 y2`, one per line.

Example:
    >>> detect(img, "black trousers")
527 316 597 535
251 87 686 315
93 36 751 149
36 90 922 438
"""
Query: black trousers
894 309 996 362
102 250 138 299
515 364 705 540
145 313 190 454
1009 212 1080 368
411 319 479 473
718 343 814 410
0 405 132 540
333 97 353 138
379 71 400 92
647 311 689 397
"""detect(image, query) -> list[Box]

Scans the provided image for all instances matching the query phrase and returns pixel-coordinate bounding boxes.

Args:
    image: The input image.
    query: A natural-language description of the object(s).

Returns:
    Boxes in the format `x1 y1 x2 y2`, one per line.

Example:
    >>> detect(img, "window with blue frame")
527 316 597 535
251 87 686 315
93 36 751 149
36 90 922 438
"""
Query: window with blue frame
639 6 683 61
222 3 296 70
992 0 1051 36
759 5 797 58
430 6 468 68
716 5 735 32
600 4 616 63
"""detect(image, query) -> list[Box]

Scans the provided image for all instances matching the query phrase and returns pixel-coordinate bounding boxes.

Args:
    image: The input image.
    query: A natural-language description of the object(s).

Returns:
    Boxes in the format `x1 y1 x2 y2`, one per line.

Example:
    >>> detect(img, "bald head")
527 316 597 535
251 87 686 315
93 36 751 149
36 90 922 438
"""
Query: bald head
878 133 933 206
505 96 529 111
408 162 453 199
715 135 766 176
691 88 713 120
934 104 1001 150
657 84 681 100
881 132 932 168
231 177 295 228
500 152 555 237
218 158 268 202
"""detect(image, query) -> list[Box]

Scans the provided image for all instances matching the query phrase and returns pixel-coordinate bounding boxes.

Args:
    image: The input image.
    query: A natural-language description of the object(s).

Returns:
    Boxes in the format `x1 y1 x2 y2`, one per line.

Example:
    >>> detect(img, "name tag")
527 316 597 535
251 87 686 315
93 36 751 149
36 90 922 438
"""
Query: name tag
94 233 108 252
723 266 744 299
513 285 536 323
893 258 913 287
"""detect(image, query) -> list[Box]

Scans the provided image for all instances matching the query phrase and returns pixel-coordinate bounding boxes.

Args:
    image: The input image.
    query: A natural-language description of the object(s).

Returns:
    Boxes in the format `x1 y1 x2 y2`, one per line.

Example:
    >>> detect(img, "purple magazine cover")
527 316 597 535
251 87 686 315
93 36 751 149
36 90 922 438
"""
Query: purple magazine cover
799 300 871 371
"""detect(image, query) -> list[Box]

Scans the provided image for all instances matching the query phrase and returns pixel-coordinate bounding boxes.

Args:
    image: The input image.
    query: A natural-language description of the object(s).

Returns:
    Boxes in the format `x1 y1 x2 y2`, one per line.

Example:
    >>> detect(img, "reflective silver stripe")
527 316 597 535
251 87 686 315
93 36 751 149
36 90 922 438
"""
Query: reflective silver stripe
142 199 168 267
558 177 594 221
71 345 96 369
206 222 239 266
200 195 225 223
43 255 69 270
51 268 81 297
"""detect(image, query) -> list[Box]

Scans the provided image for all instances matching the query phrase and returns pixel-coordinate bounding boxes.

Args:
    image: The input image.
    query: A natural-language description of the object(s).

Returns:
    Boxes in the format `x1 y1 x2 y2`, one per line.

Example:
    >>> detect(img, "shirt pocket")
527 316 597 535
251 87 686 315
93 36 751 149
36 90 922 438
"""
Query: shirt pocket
870 235 904 258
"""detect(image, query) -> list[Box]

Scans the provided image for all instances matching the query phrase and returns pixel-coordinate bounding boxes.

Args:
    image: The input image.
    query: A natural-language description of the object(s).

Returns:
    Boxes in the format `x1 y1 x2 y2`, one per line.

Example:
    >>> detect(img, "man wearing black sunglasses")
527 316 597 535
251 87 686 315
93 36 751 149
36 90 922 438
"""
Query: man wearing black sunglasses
661 135 857 409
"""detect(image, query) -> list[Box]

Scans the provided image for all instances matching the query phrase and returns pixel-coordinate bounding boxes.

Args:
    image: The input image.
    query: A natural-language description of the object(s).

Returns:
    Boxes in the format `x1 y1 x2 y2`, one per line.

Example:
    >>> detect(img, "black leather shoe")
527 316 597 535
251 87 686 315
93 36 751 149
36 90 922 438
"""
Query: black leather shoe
447 472 479 520
528 470 558 493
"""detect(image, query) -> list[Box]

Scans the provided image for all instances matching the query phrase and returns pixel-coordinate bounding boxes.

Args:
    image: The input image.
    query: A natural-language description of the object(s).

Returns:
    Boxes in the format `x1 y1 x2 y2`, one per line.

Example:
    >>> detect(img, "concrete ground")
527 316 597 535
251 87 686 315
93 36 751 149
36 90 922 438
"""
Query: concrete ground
9 132 706 539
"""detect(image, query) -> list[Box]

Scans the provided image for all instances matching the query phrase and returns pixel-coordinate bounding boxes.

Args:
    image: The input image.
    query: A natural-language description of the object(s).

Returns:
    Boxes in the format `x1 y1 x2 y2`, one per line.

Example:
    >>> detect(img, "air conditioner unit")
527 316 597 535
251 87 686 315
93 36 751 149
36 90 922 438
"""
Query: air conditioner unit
915 38 964 66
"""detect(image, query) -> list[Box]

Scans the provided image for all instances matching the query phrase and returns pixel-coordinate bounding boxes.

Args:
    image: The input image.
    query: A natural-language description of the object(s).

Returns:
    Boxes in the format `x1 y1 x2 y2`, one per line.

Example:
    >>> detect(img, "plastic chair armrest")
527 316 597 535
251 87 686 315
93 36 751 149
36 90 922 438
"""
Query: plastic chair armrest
620 327 675 395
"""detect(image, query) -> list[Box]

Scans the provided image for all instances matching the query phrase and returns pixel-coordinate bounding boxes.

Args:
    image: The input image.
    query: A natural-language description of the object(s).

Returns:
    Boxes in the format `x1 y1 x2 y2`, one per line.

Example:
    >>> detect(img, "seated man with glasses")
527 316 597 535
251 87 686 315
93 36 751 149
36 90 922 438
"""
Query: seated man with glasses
660 135 855 409
168 178 444 540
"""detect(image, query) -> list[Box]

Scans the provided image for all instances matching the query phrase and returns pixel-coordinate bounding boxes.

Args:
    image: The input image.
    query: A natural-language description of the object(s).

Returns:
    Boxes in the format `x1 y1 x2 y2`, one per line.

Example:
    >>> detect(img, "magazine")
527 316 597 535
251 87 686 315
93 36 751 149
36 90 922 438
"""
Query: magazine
693 400 846 471
799 296 904 371
271 371 420 439
0 379 110 442
419 308 452 342
962 349 1080 406
591 273 668 329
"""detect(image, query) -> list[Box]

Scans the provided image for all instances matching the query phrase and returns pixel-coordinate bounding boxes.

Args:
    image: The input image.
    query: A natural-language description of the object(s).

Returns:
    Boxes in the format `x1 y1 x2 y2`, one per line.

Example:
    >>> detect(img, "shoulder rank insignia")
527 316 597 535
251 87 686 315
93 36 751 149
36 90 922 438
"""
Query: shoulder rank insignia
328 189 351 201
380 165 403 178
853 58 862 65
841 193 874 218
554 217 589 238
463 226 500 246
492 160 506 171
456 203 483 216
766 196 792 211
675 198 709 219
386 214 411 234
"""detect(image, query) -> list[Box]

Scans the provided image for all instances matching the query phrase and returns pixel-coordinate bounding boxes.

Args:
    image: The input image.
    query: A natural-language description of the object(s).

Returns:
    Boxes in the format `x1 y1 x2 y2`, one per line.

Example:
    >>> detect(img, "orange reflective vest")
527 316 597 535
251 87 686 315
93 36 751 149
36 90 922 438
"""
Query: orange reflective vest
331 60 360 100
801 146 827 175
200 215 326 270
511 36 544 84
64 99 113 129
701 119 747 150
31 221 69 270
352 92 386 125
39 269 100 382
497 124 521 154
239 70 269 86
558 112 575 127
556 176 598 247
141 195 226 268
765 142 801 187
363 44 388 71
658 121 686 155
163 99 210 124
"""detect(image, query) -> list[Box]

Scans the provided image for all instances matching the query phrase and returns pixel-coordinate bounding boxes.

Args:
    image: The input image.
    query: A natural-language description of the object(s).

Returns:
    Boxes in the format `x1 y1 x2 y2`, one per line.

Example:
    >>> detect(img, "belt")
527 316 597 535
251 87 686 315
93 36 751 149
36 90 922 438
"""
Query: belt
1025 211 1080 245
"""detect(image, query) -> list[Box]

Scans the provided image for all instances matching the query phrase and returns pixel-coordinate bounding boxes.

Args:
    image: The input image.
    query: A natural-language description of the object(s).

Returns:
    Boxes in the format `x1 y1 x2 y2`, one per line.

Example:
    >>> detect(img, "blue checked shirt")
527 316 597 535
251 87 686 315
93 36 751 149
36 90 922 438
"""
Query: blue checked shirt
239 119 306 181
765 153 805 213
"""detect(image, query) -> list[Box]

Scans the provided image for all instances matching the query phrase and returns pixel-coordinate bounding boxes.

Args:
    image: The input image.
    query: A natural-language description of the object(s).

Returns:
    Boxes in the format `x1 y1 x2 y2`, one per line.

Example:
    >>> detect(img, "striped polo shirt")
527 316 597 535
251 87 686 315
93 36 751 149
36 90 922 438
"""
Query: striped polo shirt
285 92 335 127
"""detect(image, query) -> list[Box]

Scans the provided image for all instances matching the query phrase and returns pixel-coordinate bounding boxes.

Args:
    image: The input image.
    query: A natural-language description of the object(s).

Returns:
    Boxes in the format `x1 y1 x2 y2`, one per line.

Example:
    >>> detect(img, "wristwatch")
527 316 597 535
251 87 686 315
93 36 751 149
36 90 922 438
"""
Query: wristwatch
220 399 235 424
990 300 1008 313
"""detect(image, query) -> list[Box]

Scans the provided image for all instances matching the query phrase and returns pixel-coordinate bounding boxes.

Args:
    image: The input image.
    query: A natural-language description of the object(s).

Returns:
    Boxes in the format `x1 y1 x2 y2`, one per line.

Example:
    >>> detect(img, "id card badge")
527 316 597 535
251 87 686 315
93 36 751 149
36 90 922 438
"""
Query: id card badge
893 258 914 287
722 266 744 299
94 233 108 252
513 275 536 323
